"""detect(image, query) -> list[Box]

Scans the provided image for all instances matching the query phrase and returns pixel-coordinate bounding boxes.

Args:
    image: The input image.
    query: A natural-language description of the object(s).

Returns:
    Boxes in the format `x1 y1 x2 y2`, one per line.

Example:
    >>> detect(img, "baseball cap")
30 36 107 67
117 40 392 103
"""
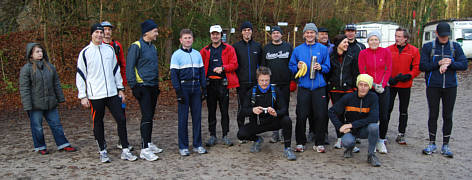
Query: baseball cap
345 24 356 31
209 25 222 33
436 22 451 37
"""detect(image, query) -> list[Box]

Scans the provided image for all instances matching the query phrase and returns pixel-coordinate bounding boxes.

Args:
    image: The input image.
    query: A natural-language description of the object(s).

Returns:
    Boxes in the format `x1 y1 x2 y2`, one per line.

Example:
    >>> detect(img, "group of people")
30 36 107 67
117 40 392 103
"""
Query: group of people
19 19 468 167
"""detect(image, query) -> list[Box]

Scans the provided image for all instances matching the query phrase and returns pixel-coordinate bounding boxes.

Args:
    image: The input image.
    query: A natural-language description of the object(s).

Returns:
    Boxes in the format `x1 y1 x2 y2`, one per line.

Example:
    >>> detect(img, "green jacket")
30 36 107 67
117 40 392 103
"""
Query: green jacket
19 43 65 111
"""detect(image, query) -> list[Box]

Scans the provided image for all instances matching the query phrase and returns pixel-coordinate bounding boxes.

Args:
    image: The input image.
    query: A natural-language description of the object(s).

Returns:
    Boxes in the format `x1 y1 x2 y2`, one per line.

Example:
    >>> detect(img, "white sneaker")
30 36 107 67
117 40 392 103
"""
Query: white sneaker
334 138 342 149
376 140 388 154
148 143 163 154
352 146 360 153
99 150 111 163
193 146 207 154
179 149 190 156
140 148 159 161
121 148 137 161
116 144 133 151
314 145 326 153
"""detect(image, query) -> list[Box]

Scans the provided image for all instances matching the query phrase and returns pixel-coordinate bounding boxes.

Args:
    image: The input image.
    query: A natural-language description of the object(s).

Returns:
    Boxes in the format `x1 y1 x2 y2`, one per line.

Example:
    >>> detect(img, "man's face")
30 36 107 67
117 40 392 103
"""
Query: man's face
368 36 380 50
345 30 356 41
145 28 159 41
211 32 222 44
271 31 282 42
242 28 252 41
257 74 271 89
318 32 329 44
104 27 112 39
304 30 316 44
91 30 104 45
179 34 194 49
436 32 449 43
395 31 407 46
357 81 370 97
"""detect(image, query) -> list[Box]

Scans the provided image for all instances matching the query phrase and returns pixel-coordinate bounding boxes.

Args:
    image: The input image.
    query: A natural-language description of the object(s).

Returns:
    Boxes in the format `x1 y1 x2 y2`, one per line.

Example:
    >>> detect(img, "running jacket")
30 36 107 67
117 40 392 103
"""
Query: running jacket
76 42 124 100
358 47 392 88
241 85 287 123
200 43 240 89
126 38 160 88
419 38 468 88
233 39 262 85
170 47 206 93
103 40 127 86
288 42 330 91
262 41 293 85
329 91 379 131
387 43 420 88
327 49 359 92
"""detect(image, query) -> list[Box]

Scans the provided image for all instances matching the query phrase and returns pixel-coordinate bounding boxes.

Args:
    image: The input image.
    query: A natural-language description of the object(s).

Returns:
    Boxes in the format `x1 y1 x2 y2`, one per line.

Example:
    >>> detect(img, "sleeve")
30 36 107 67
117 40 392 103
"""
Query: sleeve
170 52 181 94
199 55 207 90
352 53 360 85
351 94 379 129
52 66 65 103
419 43 440 72
320 47 330 74
261 46 267 66
409 47 421 78
116 42 127 86
76 50 88 99
382 49 392 87
449 43 468 71
358 50 367 74
112 50 124 90
258 44 263 68
200 48 208 77
328 93 349 130
288 48 298 74
222 46 238 72
19 65 32 111
275 88 287 117
126 44 140 88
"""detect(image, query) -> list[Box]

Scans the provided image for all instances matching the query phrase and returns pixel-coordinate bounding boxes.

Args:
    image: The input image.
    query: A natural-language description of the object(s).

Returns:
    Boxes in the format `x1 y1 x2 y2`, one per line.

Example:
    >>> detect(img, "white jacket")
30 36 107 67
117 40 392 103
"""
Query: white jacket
76 42 124 100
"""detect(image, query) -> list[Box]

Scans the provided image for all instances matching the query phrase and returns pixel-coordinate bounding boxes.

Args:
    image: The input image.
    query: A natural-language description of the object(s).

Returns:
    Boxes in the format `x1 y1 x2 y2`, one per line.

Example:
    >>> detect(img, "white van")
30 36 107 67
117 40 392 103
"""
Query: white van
422 19 472 59
355 21 399 48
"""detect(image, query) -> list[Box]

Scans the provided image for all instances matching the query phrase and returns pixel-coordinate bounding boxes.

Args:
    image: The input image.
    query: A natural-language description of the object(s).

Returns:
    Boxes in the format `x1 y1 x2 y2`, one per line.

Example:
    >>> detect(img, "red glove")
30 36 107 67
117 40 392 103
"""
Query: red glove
290 80 297 92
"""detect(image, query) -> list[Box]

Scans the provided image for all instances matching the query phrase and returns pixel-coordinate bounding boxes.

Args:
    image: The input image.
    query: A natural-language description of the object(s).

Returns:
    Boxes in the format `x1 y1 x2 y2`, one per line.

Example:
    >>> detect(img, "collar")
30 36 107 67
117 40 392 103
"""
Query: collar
181 46 192 53
90 41 102 48
258 84 271 93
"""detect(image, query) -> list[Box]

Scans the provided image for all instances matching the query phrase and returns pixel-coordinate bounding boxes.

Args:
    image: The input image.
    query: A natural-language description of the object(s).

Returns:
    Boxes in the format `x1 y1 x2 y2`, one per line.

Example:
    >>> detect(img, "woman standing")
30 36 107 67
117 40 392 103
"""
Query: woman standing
358 31 392 154
19 43 76 155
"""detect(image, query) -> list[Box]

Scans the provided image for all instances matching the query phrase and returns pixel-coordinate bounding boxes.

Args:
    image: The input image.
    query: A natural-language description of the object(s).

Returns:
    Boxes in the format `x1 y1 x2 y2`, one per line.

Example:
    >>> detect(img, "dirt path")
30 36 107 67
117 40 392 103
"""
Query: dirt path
1 66 472 179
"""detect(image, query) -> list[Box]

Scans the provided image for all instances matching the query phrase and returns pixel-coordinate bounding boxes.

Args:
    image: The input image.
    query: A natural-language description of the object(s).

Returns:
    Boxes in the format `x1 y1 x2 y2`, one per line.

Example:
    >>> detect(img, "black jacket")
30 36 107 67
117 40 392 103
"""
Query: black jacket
241 85 287 124
347 39 365 60
262 41 293 85
327 50 359 91
233 39 263 85
329 91 378 132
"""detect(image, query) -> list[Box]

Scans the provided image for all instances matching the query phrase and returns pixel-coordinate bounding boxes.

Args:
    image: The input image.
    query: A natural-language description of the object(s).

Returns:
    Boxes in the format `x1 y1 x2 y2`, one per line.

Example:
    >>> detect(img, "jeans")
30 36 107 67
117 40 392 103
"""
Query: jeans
132 85 159 149
178 84 203 149
341 123 379 155
28 108 70 151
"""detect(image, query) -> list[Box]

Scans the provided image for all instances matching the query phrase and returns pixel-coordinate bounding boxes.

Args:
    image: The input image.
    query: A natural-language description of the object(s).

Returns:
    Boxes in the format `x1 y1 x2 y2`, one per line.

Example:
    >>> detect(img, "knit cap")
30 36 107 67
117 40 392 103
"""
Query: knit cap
357 74 374 89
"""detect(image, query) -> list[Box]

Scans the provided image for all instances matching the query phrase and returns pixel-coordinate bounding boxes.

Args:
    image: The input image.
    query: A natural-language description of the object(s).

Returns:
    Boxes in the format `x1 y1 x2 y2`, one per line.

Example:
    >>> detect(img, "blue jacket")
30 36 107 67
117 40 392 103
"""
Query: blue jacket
126 38 159 88
419 38 468 88
170 47 206 93
289 42 330 90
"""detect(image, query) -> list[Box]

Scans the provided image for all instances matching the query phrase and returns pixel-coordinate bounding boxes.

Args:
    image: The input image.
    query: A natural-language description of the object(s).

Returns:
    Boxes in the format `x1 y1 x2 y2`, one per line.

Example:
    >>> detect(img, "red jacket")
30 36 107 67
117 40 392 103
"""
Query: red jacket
200 43 239 89
358 47 392 88
387 43 420 88
103 40 127 86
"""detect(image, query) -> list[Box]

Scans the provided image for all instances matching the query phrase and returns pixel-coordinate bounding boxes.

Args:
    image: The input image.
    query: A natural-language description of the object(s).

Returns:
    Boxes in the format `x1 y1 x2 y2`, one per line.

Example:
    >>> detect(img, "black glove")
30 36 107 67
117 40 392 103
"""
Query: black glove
399 74 412 82
389 77 398 86
201 88 207 101
177 90 185 104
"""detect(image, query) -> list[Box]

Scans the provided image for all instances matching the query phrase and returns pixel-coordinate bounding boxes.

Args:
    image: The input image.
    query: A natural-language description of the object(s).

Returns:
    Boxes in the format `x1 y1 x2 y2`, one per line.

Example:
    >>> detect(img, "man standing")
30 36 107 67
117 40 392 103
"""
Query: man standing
344 24 366 58
420 22 468 158
289 23 330 153
329 74 381 167
126 19 163 161
170 29 207 156
76 23 137 163
233 21 262 139
262 26 292 143
387 28 420 145
317 27 334 55
237 66 296 161
200 25 239 147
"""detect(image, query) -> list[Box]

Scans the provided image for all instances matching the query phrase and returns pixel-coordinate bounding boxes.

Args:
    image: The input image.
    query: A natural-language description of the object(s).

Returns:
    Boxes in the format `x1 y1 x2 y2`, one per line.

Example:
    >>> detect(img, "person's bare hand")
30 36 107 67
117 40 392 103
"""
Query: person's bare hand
297 61 306 69
81 98 90 108
267 107 277 117
118 90 126 102
339 124 352 134
253 106 263 115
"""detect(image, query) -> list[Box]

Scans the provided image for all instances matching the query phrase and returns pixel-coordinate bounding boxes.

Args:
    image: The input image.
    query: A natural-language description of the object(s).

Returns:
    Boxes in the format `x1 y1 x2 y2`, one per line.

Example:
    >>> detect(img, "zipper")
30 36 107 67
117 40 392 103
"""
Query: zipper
189 51 195 87
339 55 345 88
441 45 445 88
247 43 251 83
310 44 314 89
360 98 363 115
98 46 109 97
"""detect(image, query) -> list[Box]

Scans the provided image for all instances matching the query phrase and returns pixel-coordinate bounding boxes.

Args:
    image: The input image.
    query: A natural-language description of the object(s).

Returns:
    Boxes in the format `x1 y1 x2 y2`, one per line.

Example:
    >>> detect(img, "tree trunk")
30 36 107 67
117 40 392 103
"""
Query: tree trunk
164 0 173 65
377 0 385 20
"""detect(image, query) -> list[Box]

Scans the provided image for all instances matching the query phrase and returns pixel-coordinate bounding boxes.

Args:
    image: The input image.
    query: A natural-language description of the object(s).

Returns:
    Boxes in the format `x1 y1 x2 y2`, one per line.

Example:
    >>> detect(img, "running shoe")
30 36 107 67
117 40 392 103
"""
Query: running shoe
294 144 305 152
121 148 137 161
441 144 454 158
422 143 437 155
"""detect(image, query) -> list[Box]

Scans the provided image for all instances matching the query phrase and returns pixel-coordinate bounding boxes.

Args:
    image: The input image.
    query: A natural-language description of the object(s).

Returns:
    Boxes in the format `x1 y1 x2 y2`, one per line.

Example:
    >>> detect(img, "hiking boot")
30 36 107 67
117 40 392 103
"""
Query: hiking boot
250 136 263 153
294 144 305 152
396 133 407 145
179 149 190 156
334 138 342 149
60 146 77 152
352 146 360 153
422 143 437 155
140 148 159 161
441 144 454 158
367 154 381 167
116 144 133 151
376 140 388 154
344 148 353 158
99 150 110 163
121 148 137 161
284 147 297 161
270 131 280 143
38 149 49 155
222 136 233 146
193 146 207 154
148 143 163 154
206 136 217 147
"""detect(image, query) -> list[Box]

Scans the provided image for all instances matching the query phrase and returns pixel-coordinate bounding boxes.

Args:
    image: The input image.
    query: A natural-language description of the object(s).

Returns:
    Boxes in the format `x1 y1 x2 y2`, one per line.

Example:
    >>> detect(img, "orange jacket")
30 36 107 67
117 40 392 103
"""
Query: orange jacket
387 43 420 88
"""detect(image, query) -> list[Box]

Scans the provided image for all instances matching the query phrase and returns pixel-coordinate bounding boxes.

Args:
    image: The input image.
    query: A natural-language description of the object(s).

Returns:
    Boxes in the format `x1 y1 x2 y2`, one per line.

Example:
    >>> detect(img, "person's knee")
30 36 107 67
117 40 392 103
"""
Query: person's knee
237 130 248 140
342 134 355 148
368 123 379 134
280 116 292 126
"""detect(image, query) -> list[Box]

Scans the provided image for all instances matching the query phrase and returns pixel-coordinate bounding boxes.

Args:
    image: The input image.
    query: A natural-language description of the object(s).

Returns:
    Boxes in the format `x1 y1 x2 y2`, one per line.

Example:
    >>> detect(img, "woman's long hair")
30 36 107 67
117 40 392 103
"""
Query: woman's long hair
29 44 51 73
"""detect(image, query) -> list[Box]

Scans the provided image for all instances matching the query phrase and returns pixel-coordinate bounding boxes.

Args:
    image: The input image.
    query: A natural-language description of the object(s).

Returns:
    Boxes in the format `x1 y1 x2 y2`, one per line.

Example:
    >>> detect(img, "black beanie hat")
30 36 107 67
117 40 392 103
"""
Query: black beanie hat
141 19 158 35
240 21 253 31
90 23 104 35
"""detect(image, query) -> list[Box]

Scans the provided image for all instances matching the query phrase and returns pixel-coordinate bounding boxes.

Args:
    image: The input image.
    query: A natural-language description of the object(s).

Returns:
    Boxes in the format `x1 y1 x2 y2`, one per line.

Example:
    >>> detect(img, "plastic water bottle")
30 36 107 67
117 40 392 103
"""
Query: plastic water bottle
120 97 126 109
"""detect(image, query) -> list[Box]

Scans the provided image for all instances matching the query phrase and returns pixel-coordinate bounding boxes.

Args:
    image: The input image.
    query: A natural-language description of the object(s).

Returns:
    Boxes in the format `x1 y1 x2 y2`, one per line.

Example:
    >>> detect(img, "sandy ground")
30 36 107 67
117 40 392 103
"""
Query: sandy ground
1 66 472 179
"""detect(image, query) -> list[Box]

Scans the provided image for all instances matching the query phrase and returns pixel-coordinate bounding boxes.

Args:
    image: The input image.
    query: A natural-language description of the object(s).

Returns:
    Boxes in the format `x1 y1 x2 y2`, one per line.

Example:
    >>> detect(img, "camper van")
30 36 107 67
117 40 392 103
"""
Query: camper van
355 21 399 48
422 19 472 59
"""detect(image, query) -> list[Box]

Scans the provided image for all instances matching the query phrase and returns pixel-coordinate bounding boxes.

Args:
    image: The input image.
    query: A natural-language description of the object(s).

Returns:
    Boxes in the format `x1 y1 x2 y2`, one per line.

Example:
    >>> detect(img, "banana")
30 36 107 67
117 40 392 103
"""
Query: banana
301 63 307 76
295 70 301 79
295 62 308 79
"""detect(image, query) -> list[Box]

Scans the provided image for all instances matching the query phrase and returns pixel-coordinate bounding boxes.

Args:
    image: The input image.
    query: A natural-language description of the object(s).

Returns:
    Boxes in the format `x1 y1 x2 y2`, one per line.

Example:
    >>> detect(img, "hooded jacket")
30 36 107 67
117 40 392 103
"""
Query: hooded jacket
358 47 392 88
387 43 421 88
419 38 468 88
327 49 359 92
200 42 240 89
262 41 293 85
233 39 263 85
20 43 65 111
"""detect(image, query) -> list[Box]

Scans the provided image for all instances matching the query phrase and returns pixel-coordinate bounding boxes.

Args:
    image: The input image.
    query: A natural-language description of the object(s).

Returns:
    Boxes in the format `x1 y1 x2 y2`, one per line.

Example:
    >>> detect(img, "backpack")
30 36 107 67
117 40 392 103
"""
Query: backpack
430 40 455 61
112 40 121 60
251 85 277 108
